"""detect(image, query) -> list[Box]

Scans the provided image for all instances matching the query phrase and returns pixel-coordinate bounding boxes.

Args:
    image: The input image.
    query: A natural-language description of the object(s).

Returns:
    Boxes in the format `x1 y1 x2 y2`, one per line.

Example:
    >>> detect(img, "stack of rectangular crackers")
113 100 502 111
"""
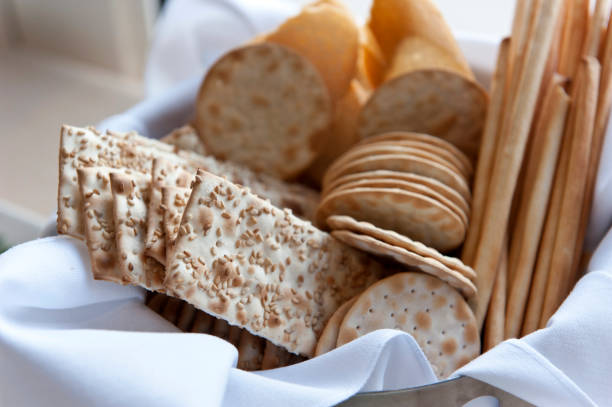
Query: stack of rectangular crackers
58 124 382 364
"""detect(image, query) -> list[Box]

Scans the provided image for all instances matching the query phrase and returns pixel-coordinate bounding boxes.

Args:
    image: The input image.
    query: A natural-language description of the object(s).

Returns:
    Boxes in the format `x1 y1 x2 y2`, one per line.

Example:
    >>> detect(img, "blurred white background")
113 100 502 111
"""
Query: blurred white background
0 0 514 247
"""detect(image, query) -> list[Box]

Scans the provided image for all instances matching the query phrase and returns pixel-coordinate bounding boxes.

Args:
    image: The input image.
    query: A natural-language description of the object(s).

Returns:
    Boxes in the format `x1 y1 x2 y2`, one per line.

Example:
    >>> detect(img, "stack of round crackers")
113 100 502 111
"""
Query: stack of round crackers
318 131 472 253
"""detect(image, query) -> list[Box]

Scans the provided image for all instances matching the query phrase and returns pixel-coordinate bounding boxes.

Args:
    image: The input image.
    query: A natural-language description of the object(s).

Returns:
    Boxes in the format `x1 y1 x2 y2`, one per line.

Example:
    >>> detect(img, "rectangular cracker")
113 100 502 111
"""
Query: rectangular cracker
164 170 382 356
58 125 177 238
77 167 141 285
145 158 193 264
58 125 319 240
161 186 190 255
109 171 165 291
160 125 207 156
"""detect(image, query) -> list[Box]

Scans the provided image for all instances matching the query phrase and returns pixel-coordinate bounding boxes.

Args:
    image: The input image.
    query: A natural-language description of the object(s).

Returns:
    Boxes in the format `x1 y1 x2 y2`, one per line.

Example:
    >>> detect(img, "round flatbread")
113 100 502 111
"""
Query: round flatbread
357 69 487 159
331 230 476 298
324 143 466 185
331 178 469 228
327 215 475 282
316 187 466 251
314 296 357 356
196 42 332 179
336 272 480 378
356 132 473 177
322 154 471 203
322 170 470 218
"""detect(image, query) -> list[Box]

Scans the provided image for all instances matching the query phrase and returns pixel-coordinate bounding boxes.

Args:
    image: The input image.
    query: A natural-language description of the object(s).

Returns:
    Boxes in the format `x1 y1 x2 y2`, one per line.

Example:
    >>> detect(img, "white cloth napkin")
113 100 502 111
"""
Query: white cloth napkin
3 0 612 405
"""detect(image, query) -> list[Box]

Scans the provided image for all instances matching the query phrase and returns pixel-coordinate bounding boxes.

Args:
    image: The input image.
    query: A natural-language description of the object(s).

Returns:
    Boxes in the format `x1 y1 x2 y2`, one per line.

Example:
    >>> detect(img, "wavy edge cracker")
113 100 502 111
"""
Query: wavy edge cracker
145 158 193 265
322 153 471 203
323 171 470 220
316 187 466 252
110 171 165 291
331 230 476 299
195 42 332 179
164 169 382 357
266 0 359 101
336 272 479 379
314 296 357 356
330 178 468 229
326 215 475 282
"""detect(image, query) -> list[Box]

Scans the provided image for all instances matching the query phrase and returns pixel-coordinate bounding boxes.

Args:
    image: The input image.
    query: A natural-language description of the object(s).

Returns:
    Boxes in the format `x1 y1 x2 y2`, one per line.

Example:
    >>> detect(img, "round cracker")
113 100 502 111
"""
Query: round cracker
316 187 466 251
332 230 476 298
336 272 479 378
314 296 357 356
324 143 466 186
357 69 487 159
196 43 332 179
356 131 473 177
322 170 470 218
331 178 469 228
321 153 471 203
327 215 475 282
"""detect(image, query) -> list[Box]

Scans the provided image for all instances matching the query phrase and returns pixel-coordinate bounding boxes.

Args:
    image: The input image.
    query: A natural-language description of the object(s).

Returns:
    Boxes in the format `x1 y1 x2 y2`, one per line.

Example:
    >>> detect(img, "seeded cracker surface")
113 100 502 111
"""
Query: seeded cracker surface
57 125 320 239
165 170 383 356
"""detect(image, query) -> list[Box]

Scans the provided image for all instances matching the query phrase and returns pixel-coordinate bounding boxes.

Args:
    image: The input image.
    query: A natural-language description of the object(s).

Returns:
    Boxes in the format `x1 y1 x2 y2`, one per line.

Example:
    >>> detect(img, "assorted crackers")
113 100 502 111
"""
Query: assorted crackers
54 0 611 379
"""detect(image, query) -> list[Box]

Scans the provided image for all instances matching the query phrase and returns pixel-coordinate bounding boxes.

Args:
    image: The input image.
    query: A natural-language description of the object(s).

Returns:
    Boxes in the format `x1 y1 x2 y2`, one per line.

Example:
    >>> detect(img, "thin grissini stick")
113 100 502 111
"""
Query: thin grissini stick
521 82 579 336
504 80 570 339
471 0 562 328
483 238 508 352
540 57 600 326
461 38 511 266
569 14 612 284
558 0 589 78
582 0 611 57
509 0 530 65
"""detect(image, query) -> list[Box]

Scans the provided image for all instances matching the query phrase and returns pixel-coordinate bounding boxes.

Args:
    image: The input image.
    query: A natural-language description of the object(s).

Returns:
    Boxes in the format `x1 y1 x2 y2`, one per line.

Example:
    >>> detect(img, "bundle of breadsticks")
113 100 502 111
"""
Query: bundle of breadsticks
460 0 612 350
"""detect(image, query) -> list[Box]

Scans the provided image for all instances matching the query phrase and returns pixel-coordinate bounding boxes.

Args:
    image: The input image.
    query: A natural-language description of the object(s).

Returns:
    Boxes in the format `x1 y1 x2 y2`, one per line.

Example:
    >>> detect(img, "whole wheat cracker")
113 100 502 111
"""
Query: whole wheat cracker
261 342 294 370
316 187 466 252
110 171 165 291
146 292 168 314
191 310 215 334
357 70 487 160
326 215 475 282
323 170 470 217
314 296 357 356
355 132 473 177
331 231 476 298
164 169 382 356
160 125 207 156
176 302 197 332
145 158 193 265
321 153 471 202
195 42 332 179
330 179 468 228
336 272 479 379
58 125 321 239
77 167 127 284
324 143 466 185
161 297 184 324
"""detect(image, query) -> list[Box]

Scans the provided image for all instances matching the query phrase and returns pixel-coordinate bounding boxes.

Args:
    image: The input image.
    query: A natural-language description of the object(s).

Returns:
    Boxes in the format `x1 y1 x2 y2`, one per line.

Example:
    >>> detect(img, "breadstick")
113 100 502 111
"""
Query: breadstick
461 38 511 266
558 0 589 78
483 239 508 351
540 57 600 326
569 12 612 286
471 0 562 328
582 0 611 57
504 80 570 338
